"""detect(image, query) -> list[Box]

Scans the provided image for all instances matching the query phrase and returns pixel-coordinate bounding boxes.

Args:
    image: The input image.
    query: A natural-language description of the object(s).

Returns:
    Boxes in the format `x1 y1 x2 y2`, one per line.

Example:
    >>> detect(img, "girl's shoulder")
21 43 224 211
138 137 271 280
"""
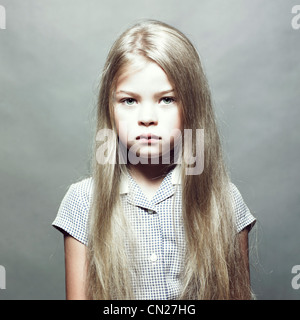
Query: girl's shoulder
52 177 94 246
62 176 94 211
229 182 249 210
229 182 256 233
69 176 94 195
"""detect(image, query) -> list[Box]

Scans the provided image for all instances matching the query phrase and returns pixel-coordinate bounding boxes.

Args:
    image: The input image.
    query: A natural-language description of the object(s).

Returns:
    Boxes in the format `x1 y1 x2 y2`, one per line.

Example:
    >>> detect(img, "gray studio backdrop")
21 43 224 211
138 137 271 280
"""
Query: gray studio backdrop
0 0 299 300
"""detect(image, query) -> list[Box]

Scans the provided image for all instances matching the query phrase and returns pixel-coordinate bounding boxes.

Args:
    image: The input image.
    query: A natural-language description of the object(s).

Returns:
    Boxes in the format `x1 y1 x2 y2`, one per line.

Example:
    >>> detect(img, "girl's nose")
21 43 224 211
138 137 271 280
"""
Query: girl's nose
137 103 158 127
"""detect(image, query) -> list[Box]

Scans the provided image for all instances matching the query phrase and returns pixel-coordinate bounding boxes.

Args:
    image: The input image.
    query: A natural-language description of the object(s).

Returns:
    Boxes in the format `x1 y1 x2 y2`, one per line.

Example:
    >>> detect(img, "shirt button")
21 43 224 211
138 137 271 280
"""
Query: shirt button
149 253 158 262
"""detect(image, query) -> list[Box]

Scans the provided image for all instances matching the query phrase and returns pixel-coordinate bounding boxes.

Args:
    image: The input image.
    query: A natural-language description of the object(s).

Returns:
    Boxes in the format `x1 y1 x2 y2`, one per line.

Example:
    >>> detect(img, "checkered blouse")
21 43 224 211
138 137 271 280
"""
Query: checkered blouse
52 166 256 299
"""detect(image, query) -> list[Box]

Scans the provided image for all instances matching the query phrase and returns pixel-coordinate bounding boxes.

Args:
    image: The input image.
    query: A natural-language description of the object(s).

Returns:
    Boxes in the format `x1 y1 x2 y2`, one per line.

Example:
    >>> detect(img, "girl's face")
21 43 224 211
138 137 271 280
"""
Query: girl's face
113 58 183 162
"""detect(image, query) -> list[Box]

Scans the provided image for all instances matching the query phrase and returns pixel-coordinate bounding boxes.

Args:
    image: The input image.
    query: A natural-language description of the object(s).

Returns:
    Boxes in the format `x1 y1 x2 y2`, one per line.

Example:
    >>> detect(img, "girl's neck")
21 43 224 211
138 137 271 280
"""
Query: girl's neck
127 163 176 200
129 163 173 180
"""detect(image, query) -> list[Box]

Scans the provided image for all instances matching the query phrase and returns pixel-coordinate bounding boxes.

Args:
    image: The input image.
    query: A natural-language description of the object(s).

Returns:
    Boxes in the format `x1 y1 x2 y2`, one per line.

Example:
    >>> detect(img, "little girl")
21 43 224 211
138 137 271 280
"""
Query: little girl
53 20 256 300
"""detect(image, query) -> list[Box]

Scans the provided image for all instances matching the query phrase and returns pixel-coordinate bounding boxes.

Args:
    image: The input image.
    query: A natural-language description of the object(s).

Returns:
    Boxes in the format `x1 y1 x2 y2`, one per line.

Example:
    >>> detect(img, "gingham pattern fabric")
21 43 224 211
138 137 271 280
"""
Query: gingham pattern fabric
52 166 256 299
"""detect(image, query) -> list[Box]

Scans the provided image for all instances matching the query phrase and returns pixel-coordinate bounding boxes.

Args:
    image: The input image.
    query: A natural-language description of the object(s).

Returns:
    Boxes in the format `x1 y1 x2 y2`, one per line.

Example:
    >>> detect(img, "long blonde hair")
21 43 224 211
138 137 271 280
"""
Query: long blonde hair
87 20 252 299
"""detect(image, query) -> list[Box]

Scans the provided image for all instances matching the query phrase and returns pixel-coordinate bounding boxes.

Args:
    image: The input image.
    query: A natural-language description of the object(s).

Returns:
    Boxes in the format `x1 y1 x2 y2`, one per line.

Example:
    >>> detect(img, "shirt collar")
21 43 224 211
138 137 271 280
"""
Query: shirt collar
119 165 181 195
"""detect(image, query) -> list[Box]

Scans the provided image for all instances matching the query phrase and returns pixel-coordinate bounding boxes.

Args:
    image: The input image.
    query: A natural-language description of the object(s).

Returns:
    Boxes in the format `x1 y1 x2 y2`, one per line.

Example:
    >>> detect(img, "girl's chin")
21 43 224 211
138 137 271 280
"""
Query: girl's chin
125 143 175 164
127 152 175 165
128 152 162 163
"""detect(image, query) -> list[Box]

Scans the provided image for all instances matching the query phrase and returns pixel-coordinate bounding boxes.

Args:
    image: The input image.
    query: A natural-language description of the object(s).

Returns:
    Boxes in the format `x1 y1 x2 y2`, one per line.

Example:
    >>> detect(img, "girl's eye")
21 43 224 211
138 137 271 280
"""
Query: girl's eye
161 97 175 105
122 98 136 106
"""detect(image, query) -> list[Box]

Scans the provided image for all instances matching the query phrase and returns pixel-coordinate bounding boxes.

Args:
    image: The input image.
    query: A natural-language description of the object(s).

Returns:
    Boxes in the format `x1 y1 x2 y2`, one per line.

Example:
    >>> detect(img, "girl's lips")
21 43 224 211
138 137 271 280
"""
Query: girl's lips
136 133 161 140
136 134 161 144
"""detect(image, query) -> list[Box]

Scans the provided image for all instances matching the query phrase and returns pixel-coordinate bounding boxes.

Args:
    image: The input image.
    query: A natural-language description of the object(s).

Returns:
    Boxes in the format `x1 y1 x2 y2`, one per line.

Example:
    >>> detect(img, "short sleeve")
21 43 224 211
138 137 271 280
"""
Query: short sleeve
230 183 256 233
52 177 93 246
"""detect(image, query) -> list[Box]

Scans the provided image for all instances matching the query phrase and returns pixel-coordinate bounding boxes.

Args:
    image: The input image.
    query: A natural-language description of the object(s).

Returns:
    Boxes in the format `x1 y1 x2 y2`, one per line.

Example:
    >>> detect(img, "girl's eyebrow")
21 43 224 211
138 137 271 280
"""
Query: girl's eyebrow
116 89 175 97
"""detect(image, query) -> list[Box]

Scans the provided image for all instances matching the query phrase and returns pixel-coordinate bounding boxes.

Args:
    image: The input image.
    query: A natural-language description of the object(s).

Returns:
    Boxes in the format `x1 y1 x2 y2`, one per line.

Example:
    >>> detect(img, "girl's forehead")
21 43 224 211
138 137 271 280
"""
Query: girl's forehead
116 58 172 92
117 57 152 82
